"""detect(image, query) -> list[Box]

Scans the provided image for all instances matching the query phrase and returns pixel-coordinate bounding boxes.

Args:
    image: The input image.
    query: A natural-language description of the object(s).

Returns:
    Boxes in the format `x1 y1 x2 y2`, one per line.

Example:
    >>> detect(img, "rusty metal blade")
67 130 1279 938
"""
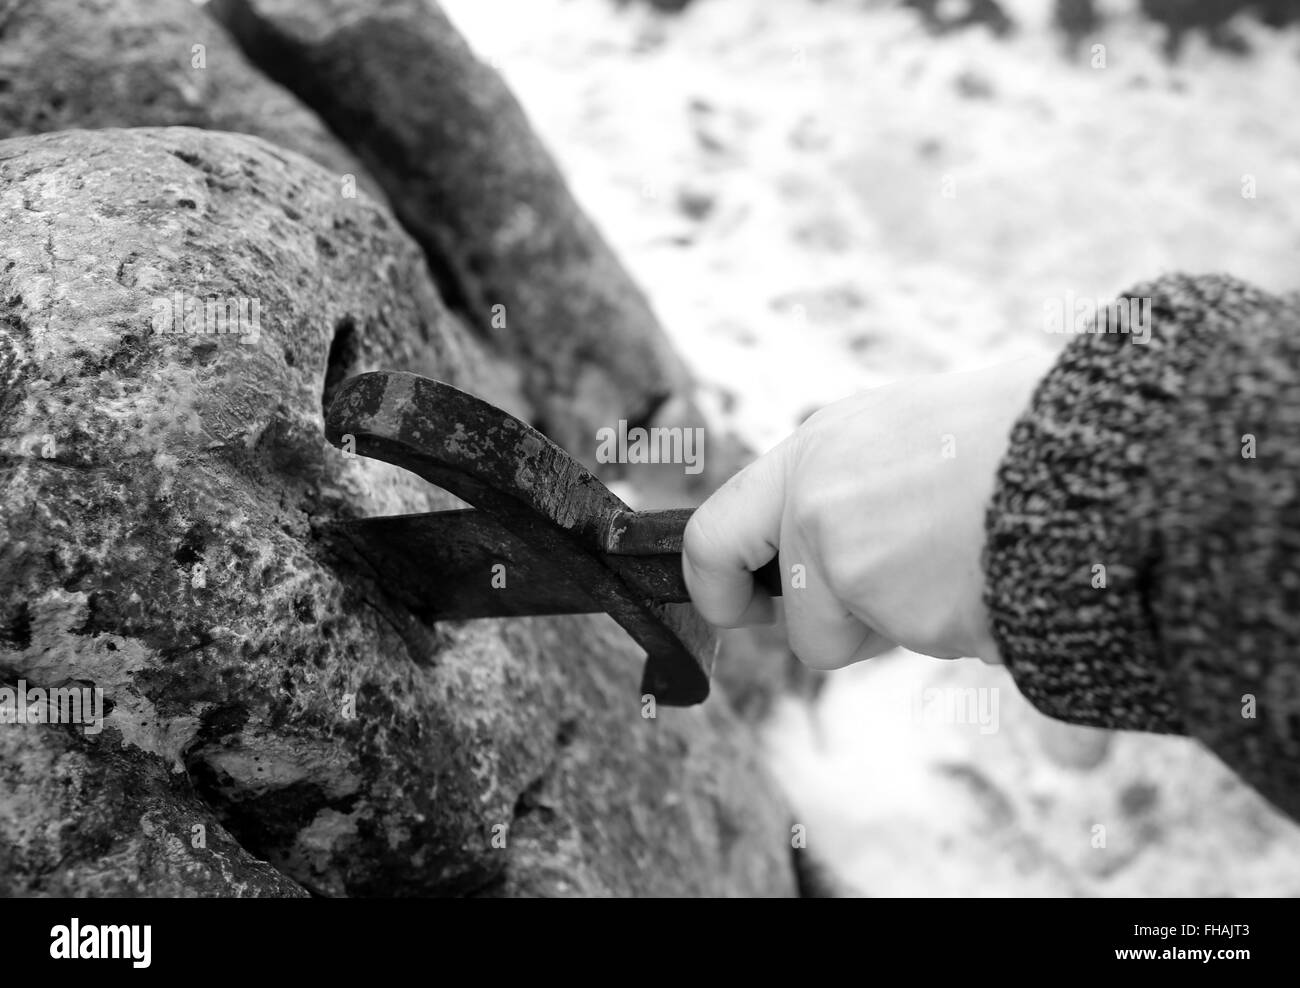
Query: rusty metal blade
323 508 784 619
323 511 606 619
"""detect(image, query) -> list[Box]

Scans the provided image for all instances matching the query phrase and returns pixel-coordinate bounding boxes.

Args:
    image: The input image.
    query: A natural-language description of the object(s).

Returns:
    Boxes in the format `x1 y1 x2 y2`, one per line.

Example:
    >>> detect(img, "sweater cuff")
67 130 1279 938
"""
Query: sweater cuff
982 273 1281 732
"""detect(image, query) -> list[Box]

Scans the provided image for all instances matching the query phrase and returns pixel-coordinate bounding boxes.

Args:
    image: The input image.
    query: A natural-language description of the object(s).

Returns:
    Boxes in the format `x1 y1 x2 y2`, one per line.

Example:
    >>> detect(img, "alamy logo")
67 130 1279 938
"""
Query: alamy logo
0 680 103 735
878 686 1000 734
50 919 151 968
595 421 705 475
151 291 261 342
1043 292 1152 345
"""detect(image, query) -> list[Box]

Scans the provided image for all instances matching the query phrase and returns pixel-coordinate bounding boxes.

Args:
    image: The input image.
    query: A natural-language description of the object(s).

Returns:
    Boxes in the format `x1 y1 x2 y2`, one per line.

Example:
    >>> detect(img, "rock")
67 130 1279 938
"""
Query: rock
903 0 1016 38
0 716 308 897
0 0 536 427
676 181 717 222
1139 0 1255 58
0 0 532 424
954 70 995 101
615 0 695 13
209 0 695 461
1053 0 1099 54
0 0 382 202
0 127 796 897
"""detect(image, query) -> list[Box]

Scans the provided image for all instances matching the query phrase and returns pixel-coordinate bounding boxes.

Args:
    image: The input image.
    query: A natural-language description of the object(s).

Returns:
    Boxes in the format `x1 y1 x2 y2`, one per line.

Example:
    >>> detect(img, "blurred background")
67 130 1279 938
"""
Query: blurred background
441 0 1300 895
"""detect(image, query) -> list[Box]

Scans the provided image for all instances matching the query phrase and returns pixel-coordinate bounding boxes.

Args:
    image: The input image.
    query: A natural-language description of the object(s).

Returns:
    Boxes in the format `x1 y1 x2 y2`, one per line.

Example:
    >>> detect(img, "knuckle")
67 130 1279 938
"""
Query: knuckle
787 489 824 552
821 551 861 603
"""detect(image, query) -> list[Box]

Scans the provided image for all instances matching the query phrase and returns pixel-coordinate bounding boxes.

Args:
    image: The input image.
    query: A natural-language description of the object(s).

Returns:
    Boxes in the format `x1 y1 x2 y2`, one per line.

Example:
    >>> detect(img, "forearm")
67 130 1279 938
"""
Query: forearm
983 273 1300 817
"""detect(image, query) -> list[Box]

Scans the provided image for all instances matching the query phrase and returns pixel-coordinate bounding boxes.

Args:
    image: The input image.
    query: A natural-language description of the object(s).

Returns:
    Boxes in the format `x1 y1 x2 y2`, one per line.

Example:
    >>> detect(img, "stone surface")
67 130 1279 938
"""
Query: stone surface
210 0 695 461
0 127 796 897
0 0 381 201
0 713 309 897
0 0 536 424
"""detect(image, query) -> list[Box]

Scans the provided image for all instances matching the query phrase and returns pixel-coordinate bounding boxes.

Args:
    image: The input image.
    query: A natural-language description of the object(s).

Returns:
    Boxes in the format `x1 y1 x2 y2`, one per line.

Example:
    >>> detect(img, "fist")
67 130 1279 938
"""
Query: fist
682 357 1051 669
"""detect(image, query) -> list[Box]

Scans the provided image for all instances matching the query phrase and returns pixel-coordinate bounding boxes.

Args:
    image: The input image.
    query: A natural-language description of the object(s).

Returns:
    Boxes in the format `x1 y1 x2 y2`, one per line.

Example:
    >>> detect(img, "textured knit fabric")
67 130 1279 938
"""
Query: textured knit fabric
984 273 1300 820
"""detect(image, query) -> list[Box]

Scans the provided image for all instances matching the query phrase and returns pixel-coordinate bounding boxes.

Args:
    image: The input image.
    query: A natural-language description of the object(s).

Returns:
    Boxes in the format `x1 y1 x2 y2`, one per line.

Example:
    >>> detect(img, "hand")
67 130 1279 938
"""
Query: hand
682 356 1052 669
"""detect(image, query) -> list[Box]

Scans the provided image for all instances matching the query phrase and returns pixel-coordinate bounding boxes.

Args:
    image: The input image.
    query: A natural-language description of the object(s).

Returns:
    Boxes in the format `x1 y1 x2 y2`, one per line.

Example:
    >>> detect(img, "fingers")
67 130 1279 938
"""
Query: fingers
778 503 880 670
683 429 893 668
682 440 789 627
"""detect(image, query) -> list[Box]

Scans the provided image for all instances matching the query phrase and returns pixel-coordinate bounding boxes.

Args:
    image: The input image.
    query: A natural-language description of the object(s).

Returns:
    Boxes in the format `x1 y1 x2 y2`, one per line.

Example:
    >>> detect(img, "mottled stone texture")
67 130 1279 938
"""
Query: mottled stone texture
0 0 533 423
0 0 381 201
0 127 795 896
210 0 695 459
0 712 309 897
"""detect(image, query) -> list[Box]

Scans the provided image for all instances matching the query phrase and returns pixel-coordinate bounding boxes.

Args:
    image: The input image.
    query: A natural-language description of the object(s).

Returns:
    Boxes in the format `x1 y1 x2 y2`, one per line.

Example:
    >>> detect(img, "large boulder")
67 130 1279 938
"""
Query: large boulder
210 0 696 460
0 126 796 896
0 0 380 201
0 0 542 423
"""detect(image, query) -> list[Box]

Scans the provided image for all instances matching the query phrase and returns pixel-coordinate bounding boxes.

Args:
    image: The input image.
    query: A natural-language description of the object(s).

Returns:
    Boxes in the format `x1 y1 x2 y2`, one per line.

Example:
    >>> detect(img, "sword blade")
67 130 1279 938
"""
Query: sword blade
322 507 781 620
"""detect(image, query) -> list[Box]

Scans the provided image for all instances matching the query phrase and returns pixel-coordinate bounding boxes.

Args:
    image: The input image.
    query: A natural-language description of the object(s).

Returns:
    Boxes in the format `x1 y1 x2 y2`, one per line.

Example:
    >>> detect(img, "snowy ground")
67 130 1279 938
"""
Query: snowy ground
442 0 1300 895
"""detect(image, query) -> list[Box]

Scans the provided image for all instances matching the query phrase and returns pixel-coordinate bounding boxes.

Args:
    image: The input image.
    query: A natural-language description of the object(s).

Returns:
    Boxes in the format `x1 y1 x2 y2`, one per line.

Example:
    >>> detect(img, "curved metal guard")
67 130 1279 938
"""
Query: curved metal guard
324 371 717 706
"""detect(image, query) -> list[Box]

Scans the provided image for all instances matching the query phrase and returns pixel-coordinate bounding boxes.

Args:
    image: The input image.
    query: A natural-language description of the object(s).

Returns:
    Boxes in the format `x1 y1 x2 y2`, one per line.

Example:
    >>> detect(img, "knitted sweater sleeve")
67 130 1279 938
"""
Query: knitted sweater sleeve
983 273 1300 819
